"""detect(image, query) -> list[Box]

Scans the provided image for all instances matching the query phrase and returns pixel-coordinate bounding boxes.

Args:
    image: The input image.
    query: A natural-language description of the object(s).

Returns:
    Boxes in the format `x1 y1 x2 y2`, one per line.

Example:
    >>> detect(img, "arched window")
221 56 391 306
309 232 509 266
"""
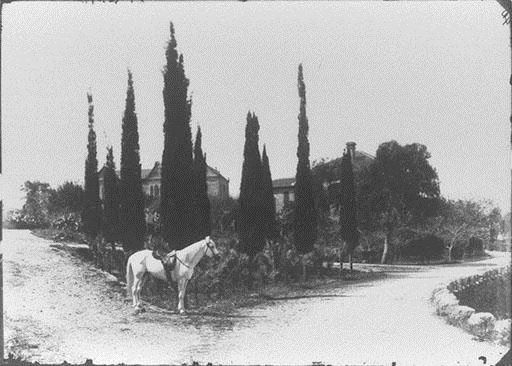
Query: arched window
154 185 160 198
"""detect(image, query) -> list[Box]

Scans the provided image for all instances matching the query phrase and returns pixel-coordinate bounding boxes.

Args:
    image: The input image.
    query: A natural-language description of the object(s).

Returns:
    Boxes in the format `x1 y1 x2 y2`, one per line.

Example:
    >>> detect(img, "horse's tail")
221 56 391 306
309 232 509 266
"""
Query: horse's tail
126 256 134 298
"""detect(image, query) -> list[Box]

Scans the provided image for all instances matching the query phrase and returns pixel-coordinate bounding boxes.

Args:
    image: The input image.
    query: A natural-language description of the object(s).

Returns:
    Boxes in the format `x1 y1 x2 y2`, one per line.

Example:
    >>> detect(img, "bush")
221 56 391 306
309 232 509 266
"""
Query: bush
452 237 486 260
466 237 485 257
452 267 511 319
398 233 445 262
7 209 51 229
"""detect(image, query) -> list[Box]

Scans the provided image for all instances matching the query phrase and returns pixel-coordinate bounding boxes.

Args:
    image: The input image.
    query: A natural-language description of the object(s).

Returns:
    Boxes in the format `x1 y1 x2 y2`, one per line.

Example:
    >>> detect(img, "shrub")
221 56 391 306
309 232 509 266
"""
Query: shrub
466 237 485 257
399 233 445 262
7 209 51 229
452 267 511 319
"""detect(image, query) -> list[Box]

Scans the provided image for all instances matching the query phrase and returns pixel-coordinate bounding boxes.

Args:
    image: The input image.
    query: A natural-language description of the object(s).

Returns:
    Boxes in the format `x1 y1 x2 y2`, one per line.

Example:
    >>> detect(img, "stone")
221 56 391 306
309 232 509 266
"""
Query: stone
436 292 459 316
467 312 496 338
445 305 475 326
494 319 511 345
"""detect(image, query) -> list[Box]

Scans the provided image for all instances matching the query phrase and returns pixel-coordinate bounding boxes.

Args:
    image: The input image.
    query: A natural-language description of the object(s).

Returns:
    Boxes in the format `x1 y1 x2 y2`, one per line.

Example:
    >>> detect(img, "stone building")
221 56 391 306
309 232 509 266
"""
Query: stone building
272 141 374 212
98 161 230 202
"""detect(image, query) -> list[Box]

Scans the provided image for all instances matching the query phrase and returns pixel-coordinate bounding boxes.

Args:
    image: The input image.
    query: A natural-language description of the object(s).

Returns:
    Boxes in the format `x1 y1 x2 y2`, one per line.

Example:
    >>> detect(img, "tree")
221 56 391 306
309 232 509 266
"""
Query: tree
339 149 359 271
119 70 146 252
193 126 211 241
103 146 121 243
82 93 102 237
434 199 500 262
49 181 84 215
238 111 265 257
357 141 441 263
160 23 196 250
261 145 277 241
17 181 54 228
293 64 317 256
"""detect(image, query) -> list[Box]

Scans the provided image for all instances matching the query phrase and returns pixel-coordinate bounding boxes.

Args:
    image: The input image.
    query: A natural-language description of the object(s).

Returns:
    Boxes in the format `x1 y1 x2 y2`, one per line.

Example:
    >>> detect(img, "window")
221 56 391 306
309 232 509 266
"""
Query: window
154 185 160 198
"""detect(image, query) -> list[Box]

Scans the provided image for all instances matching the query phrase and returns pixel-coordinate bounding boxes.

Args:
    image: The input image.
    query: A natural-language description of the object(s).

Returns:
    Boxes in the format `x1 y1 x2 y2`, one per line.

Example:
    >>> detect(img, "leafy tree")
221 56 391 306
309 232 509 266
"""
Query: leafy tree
238 111 265 257
103 146 121 243
82 93 102 237
193 126 211 241
357 141 441 263
119 70 146 252
49 181 84 214
17 181 54 228
261 145 277 242
433 199 500 262
339 149 359 270
160 23 196 250
293 64 317 255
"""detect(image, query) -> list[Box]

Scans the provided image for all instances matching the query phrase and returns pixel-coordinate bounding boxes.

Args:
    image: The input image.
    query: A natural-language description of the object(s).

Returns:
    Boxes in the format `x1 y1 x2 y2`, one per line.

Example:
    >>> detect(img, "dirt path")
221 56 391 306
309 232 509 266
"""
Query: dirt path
3 230 510 365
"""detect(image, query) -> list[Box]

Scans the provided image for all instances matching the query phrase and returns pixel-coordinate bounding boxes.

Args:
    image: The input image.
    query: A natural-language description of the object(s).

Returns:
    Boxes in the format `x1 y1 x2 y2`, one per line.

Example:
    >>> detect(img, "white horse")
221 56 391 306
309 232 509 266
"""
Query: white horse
126 236 220 314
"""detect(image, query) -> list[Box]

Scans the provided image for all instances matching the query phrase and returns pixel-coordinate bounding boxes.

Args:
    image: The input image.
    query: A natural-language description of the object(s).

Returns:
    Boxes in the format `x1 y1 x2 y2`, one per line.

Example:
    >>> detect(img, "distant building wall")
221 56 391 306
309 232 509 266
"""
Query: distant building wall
99 162 229 205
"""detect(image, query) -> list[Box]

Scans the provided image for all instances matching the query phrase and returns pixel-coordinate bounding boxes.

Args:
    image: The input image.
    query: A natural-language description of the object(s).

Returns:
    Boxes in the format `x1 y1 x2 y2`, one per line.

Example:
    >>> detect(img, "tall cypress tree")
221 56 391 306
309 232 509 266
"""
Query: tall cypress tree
294 64 317 254
103 146 120 244
238 111 265 257
193 126 211 241
161 23 196 250
82 92 101 237
119 70 145 252
339 149 359 270
261 145 277 241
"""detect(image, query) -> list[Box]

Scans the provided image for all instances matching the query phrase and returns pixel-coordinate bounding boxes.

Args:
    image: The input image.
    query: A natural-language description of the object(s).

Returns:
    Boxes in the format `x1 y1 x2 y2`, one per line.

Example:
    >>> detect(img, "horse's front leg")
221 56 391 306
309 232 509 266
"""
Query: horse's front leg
177 278 189 314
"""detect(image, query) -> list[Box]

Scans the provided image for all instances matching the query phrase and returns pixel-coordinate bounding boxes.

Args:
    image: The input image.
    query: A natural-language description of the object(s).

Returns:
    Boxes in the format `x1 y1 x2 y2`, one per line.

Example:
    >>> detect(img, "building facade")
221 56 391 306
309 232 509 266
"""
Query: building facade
98 161 230 203
272 141 374 212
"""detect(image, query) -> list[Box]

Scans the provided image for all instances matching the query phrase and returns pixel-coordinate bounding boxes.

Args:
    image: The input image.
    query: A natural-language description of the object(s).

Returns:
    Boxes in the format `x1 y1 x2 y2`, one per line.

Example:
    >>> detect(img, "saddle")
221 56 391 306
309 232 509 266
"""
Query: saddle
152 248 177 281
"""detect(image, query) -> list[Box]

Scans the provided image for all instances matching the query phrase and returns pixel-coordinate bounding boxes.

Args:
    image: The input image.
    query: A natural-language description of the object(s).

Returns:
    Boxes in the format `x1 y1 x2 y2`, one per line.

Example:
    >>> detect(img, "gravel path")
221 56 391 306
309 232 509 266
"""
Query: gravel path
3 229 510 365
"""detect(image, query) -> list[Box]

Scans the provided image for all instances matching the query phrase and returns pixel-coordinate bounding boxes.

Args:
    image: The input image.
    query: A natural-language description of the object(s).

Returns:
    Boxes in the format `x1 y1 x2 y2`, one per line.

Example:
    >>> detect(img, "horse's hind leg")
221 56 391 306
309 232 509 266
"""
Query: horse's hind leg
132 277 140 307
133 272 146 308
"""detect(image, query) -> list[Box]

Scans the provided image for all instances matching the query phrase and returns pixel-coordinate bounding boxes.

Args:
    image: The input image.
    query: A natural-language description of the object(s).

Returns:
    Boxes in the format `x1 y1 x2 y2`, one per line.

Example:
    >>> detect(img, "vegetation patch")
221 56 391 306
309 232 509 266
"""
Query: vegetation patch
432 266 511 345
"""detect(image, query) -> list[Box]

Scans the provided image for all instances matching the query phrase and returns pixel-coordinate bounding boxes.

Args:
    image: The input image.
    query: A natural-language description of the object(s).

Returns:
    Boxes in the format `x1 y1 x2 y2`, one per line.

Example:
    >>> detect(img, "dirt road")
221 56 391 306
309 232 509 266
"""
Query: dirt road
3 230 510 365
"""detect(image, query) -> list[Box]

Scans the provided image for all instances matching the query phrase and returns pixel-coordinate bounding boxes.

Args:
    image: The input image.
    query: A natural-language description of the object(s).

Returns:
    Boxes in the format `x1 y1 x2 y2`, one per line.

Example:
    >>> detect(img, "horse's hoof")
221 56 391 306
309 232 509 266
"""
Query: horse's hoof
179 309 186 315
134 306 146 314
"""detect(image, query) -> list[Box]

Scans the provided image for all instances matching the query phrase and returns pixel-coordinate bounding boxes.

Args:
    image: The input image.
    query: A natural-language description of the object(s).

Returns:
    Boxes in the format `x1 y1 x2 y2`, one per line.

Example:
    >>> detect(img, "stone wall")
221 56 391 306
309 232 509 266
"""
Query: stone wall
431 267 511 346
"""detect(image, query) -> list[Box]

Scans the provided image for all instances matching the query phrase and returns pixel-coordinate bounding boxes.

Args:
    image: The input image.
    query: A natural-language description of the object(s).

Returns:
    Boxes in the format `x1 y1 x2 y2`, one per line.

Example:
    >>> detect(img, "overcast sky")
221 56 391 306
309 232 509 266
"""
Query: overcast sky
1 1 510 214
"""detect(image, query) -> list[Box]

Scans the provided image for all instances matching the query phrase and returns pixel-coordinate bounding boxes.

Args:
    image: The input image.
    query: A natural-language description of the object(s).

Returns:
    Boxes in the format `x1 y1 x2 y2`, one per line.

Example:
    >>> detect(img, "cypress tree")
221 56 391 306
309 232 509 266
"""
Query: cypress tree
119 70 145 252
193 126 211 241
82 92 102 237
261 145 277 241
339 149 359 270
238 111 265 257
294 64 317 254
103 146 120 243
161 23 196 250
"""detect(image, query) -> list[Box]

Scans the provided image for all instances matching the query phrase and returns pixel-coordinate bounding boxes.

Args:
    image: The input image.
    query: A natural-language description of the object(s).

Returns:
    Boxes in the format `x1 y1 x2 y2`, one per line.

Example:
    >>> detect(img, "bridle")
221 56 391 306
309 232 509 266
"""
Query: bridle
204 237 220 258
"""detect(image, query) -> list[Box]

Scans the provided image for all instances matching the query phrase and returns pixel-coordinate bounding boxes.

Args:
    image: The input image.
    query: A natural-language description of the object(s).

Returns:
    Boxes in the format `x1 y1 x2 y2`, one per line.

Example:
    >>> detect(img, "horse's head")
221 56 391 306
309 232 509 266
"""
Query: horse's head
204 236 220 259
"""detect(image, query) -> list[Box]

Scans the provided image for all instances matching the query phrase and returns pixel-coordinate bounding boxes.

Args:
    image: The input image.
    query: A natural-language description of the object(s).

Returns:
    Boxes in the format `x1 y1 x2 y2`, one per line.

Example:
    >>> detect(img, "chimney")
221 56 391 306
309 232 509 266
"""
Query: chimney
346 141 356 161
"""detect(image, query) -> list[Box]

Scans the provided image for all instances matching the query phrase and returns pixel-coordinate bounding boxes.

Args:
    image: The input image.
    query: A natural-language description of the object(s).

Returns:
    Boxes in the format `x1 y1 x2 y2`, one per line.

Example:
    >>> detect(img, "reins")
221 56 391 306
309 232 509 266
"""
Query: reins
173 238 214 270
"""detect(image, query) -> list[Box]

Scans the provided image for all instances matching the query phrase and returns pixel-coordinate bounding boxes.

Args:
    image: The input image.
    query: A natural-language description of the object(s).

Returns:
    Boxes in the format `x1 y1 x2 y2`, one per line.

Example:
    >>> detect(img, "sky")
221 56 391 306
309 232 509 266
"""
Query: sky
1 1 510 214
